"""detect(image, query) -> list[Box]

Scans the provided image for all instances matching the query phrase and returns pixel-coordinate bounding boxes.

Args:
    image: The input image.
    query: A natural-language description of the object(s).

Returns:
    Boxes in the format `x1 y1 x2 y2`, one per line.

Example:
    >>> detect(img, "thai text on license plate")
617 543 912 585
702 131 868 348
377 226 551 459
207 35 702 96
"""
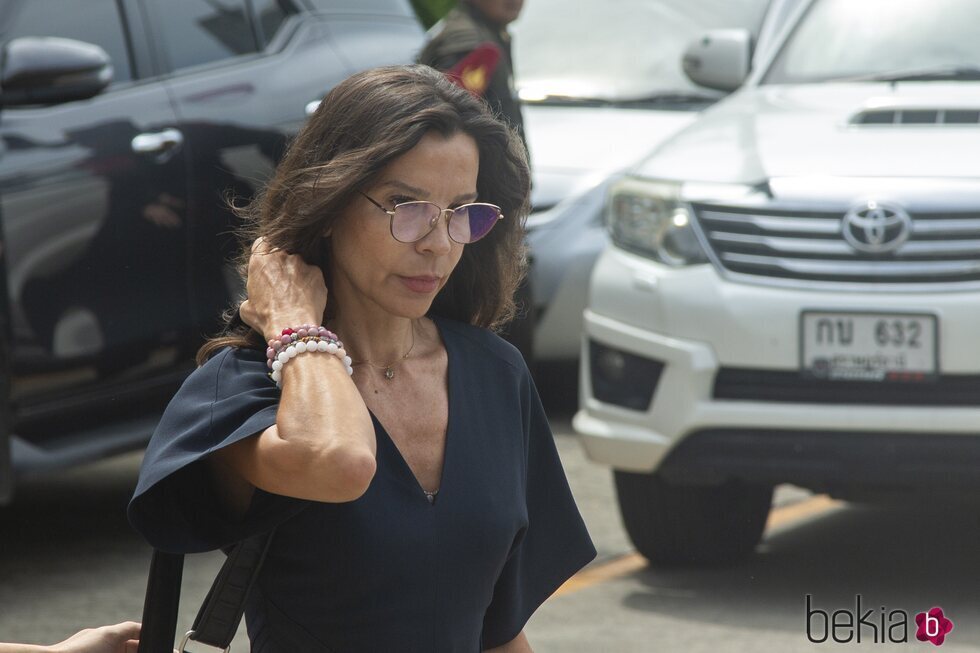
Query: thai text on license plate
800 311 938 382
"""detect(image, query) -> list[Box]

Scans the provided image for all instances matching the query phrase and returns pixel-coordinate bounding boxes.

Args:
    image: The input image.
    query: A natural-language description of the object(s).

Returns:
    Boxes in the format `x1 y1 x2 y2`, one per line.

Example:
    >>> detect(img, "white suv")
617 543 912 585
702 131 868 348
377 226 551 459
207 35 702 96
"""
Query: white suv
575 0 980 565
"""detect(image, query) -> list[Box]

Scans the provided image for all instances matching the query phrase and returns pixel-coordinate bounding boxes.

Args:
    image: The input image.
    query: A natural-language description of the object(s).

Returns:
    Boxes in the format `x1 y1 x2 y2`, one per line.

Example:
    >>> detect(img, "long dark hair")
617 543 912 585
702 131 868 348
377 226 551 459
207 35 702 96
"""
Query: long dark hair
197 64 530 365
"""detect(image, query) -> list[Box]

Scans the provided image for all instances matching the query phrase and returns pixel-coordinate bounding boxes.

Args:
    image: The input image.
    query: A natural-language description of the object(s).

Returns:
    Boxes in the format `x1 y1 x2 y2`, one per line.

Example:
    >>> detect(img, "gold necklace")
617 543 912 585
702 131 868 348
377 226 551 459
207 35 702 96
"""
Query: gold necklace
350 322 416 380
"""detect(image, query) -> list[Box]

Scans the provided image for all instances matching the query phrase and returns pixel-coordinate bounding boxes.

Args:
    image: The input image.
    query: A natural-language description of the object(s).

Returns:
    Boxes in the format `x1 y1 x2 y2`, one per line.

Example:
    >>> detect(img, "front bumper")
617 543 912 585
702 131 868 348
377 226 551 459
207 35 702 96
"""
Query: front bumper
574 247 980 489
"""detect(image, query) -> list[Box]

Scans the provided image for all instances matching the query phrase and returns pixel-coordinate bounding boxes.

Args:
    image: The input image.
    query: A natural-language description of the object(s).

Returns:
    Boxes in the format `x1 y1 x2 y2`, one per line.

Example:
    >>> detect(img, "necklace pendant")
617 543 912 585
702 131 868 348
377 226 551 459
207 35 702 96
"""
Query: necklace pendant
384 366 394 380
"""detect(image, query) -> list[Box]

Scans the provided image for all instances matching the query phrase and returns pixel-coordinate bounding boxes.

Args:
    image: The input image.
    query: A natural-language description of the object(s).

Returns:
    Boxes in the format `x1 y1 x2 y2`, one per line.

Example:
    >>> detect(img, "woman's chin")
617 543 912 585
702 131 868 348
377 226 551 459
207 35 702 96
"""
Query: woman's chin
382 296 436 321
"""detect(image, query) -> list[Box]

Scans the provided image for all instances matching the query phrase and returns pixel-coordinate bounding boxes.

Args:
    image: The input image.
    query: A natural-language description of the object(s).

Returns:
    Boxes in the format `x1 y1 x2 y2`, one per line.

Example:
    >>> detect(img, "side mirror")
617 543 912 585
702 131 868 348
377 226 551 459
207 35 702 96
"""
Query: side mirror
681 29 752 93
0 37 113 107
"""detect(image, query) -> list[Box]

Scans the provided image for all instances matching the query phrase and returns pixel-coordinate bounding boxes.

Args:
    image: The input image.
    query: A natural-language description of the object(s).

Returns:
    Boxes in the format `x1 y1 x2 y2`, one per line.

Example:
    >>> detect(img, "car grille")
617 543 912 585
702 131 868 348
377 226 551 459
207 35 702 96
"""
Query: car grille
692 203 980 285
850 108 980 126
713 367 980 406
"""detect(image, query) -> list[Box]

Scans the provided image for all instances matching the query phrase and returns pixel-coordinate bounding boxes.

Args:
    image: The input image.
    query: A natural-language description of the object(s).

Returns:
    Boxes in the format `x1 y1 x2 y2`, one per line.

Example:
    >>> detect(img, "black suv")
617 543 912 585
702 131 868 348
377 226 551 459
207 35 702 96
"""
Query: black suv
0 0 424 502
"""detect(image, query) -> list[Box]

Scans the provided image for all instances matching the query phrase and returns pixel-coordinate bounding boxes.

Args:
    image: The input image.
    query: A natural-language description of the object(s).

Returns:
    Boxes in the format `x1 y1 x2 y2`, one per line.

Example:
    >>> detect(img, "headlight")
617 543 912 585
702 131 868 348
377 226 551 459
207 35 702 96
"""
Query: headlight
606 179 708 266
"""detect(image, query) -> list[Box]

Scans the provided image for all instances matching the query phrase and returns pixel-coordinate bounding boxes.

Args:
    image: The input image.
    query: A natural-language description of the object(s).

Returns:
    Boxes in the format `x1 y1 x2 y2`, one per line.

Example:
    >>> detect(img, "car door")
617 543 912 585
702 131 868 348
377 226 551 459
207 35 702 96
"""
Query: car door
0 0 193 441
141 0 354 338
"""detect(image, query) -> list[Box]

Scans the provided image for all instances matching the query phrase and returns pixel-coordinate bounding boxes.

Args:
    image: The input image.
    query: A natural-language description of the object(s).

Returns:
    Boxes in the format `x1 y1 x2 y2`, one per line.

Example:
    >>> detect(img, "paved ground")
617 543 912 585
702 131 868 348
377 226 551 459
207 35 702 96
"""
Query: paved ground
3 400 980 651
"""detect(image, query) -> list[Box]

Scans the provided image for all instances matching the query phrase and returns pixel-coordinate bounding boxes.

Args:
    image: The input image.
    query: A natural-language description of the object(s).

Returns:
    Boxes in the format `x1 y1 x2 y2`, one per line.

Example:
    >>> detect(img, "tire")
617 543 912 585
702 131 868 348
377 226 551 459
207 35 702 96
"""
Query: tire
614 470 773 567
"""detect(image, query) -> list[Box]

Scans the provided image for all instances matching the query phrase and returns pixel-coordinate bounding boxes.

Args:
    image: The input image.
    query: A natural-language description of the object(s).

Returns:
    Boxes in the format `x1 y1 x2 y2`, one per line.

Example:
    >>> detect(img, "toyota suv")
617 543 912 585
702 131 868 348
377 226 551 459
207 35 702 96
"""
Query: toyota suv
576 0 980 565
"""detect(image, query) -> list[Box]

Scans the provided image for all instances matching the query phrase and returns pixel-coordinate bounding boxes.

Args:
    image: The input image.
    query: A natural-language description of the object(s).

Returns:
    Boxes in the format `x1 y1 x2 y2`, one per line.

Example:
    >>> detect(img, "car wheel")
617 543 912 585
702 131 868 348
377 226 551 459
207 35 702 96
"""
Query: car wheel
613 470 773 567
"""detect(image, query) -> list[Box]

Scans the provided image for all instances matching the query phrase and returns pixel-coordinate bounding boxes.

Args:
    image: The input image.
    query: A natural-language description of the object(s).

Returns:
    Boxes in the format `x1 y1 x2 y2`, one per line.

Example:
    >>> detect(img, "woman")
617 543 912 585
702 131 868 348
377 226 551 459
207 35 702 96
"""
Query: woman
128 65 595 652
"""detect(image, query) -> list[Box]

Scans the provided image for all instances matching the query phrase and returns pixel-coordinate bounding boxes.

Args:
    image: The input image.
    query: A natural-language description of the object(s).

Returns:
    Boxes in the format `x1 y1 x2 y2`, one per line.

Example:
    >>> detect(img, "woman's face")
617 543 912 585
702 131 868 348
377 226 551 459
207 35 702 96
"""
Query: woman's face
328 130 480 321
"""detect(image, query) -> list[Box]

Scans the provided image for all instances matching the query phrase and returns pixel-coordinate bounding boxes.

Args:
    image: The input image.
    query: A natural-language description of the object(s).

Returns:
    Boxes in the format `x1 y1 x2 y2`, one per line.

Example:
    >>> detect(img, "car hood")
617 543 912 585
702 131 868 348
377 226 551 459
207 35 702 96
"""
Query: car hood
523 104 697 210
633 82 980 184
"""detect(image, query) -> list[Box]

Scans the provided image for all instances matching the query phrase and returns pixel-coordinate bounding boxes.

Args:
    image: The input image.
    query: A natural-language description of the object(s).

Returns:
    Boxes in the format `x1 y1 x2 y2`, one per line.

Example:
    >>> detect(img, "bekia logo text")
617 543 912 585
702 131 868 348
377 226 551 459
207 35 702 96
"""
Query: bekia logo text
806 595 954 646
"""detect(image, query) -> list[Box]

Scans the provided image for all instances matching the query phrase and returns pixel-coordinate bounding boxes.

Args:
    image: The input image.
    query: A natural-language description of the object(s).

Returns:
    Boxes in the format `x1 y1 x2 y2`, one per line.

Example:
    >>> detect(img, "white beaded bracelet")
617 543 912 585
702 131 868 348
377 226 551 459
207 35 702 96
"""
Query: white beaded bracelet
266 326 353 389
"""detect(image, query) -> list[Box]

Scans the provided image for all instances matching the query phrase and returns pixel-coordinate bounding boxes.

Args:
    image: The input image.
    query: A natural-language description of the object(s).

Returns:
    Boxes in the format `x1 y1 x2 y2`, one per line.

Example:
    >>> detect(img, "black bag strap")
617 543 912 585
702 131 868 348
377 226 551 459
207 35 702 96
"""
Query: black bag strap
137 550 184 653
189 531 275 648
137 531 274 653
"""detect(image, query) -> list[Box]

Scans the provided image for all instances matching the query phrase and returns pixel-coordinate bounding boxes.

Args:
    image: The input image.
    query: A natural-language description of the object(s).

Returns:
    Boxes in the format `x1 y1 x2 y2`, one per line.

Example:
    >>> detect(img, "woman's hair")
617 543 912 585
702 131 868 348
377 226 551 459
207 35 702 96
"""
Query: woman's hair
196 64 531 365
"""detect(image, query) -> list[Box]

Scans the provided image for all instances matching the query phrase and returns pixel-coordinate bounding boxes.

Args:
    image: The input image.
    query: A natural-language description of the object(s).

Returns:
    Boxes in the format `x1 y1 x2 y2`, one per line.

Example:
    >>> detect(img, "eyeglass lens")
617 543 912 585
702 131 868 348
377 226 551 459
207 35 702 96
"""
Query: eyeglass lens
391 202 500 244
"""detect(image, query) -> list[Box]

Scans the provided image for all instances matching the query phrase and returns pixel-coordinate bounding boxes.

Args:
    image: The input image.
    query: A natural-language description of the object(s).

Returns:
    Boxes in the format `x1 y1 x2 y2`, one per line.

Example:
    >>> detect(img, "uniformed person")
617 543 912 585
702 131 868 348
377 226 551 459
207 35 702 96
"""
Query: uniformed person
419 0 527 149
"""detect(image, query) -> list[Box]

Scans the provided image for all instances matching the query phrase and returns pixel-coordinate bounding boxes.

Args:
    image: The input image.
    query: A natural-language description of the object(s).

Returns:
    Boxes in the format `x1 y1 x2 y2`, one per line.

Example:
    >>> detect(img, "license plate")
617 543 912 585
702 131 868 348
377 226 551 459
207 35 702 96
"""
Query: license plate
800 311 938 382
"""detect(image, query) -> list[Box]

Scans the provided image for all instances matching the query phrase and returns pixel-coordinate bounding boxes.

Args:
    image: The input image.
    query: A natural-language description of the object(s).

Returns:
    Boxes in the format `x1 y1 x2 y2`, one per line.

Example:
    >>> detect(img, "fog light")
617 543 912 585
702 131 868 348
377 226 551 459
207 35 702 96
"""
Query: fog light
589 340 664 410
596 348 628 382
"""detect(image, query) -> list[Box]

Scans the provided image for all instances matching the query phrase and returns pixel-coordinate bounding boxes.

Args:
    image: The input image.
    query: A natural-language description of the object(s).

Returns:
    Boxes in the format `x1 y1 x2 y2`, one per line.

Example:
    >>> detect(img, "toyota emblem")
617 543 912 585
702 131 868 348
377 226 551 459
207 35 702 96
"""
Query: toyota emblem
841 201 912 253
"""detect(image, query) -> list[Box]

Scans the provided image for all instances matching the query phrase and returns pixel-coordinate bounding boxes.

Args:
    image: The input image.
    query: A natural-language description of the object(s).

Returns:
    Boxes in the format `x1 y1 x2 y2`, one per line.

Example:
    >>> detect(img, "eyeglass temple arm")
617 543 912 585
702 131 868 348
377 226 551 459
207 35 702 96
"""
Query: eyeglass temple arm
359 191 395 215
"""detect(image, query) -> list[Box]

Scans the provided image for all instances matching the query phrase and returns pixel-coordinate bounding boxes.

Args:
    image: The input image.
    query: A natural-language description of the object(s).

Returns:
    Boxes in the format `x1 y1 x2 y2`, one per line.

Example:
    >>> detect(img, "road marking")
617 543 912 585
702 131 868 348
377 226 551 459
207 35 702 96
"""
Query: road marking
551 551 647 598
551 494 840 598
765 494 842 531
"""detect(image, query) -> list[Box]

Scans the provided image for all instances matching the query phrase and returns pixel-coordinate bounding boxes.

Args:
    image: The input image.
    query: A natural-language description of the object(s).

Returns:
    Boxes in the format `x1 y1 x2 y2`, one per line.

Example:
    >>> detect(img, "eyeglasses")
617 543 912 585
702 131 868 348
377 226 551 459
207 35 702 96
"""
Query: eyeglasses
360 191 504 244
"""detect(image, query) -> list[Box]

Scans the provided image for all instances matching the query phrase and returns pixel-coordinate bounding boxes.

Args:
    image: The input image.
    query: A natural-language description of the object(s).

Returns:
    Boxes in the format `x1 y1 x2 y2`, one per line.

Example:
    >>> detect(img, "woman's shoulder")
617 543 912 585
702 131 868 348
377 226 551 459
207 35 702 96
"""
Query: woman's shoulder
432 315 528 377
203 344 266 363
185 345 271 396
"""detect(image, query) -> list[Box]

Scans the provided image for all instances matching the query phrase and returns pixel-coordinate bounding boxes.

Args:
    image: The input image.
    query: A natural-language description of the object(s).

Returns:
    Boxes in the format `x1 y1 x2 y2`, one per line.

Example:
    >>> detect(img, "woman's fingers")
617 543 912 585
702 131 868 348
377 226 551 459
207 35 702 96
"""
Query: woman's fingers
251 235 273 254
239 299 256 330
107 622 142 642
242 239 328 337
246 239 300 282
52 621 143 653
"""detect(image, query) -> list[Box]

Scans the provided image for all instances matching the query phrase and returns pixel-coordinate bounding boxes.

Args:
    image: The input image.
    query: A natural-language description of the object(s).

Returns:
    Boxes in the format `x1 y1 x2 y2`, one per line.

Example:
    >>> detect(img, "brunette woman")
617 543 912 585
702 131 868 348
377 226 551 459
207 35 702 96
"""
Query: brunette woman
129 64 594 652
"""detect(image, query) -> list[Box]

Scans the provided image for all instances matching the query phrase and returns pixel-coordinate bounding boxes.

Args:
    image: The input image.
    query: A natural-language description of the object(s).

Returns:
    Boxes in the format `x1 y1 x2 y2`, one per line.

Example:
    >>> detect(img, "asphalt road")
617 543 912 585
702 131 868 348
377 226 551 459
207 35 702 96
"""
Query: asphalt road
3 398 980 651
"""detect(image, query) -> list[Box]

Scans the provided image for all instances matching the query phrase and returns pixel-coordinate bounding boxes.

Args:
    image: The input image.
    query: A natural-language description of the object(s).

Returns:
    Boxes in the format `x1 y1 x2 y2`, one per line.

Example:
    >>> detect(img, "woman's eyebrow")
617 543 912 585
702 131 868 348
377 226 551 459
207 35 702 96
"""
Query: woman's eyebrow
453 192 480 204
379 180 428 196
378 180 478 203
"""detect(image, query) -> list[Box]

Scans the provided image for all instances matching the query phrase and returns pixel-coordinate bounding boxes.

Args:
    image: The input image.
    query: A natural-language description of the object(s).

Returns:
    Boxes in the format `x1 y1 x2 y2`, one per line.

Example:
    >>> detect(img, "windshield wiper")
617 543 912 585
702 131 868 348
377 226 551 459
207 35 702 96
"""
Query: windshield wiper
842 65 980 83
523 91 719 108
617 92 720 107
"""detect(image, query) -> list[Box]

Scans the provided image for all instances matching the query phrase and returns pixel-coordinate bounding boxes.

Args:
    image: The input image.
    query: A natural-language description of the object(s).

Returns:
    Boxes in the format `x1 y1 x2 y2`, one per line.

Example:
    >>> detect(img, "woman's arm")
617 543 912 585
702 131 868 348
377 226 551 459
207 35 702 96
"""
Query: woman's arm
485 631 533 653
211 238 376 506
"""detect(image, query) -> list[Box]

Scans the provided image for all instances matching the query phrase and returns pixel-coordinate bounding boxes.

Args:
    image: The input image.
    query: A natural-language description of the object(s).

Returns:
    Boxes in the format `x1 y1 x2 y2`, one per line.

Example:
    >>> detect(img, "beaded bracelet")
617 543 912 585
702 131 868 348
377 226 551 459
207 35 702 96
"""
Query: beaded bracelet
266 325 353 388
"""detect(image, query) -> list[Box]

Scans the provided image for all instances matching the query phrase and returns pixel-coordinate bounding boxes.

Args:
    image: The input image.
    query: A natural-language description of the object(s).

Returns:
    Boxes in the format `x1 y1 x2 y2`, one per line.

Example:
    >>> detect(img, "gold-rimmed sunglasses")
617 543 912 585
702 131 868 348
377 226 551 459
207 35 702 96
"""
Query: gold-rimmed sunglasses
360 192 504 244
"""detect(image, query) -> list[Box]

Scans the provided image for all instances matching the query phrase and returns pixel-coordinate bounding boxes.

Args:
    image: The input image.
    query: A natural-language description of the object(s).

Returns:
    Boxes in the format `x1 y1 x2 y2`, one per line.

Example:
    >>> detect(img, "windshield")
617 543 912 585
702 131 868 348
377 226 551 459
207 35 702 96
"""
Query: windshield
764 0 980 84
511 0 771 103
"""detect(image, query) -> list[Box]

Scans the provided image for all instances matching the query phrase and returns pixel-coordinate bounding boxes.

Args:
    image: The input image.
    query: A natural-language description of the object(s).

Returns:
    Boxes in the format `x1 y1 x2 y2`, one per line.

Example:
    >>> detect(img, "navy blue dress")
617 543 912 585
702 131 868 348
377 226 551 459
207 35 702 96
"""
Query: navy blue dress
128 316 596 652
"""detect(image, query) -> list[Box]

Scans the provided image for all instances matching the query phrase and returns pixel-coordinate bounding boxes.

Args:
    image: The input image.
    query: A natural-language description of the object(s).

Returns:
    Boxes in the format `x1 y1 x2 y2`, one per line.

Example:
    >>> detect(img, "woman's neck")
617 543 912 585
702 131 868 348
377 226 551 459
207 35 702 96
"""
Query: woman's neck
328 308 418 366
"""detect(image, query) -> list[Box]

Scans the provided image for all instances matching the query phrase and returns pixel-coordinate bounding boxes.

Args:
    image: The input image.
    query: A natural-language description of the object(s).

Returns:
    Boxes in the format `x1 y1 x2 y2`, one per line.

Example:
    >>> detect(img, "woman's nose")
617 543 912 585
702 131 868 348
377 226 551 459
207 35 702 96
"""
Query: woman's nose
419 210 454 253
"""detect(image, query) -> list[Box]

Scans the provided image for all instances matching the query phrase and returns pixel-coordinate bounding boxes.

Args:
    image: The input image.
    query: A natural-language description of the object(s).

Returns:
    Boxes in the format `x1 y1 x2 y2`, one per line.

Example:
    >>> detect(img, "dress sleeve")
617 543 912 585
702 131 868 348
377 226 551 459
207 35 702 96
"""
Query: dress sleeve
481 370 597 649
128 347 308 553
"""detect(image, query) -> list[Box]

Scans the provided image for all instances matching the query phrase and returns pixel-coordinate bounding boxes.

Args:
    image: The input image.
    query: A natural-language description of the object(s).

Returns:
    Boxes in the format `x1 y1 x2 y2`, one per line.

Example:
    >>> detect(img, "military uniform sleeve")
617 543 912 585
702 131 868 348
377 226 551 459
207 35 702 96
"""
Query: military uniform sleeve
421 48 468 73
481 370 596 648
128 347 307 553
417 9 482 72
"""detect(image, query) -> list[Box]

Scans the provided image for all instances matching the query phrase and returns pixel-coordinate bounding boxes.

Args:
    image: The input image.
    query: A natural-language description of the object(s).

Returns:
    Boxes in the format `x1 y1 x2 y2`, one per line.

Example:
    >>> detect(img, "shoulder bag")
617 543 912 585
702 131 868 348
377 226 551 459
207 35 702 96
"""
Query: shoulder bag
136 530 274 653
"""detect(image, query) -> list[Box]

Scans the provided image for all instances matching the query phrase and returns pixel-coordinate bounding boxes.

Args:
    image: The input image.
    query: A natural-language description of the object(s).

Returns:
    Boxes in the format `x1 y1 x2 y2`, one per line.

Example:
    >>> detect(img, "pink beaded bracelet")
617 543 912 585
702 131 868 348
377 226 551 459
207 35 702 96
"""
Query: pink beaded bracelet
266 325 353 388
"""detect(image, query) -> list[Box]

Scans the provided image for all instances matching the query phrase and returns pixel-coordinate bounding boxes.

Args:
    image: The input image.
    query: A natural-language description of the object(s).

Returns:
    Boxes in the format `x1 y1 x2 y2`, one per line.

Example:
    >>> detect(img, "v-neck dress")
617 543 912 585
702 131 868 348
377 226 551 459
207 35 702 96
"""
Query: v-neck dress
128 316 596 652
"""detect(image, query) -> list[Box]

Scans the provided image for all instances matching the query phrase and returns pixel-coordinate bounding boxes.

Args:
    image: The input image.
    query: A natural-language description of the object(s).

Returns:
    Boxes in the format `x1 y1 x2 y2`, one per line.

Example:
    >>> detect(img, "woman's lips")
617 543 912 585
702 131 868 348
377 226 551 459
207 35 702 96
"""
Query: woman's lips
399 275 441 293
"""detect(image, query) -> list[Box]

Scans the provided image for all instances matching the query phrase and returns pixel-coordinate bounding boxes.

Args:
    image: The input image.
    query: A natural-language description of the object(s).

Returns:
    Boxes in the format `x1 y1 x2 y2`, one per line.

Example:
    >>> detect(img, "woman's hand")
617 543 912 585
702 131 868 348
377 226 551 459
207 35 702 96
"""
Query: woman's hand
0 621 145 653
239 237 328 341
51 622 142 653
